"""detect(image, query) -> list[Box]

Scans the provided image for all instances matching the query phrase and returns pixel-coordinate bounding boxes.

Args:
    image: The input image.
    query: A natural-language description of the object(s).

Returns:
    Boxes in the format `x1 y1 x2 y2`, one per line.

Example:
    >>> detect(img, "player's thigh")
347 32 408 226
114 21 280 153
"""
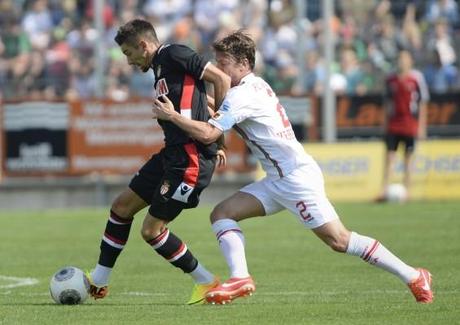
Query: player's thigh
168 152 216 208
272 163 339 229
129 152 164 205
211 190 274 222
385 133 399 152
403 136 416 156
145 156 214 222
111 187 149 218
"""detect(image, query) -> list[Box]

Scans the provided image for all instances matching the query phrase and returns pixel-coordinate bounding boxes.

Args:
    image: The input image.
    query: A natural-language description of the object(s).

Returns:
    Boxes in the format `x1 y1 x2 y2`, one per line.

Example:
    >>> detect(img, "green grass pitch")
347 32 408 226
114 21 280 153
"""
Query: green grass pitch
0 202 459 324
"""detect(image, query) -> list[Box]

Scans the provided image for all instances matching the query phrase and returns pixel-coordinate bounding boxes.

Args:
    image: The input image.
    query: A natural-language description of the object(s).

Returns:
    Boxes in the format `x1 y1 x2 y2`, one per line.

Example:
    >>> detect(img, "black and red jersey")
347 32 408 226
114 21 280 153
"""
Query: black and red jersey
385 70 429 137
150 43 216 156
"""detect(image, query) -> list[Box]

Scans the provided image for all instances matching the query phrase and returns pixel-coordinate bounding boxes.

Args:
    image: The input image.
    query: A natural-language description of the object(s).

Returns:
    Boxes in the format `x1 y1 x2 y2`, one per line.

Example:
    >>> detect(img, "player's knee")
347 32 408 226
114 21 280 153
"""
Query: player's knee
327 233 350 253
210 202 234 223
329 240 348 253
110 199 133 219
111 198 134 220
140 224 164 241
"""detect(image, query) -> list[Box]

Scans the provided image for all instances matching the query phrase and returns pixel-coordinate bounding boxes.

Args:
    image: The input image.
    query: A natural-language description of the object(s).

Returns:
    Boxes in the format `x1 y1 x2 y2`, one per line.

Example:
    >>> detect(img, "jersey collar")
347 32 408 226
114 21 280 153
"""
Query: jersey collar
150 43 170 69
238 72 254 86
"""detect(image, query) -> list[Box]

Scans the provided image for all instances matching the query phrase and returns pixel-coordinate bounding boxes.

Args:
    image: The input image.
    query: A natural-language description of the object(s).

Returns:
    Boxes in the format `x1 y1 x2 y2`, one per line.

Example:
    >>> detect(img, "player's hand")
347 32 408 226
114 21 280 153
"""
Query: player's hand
152 95 177 121
216 149 227 167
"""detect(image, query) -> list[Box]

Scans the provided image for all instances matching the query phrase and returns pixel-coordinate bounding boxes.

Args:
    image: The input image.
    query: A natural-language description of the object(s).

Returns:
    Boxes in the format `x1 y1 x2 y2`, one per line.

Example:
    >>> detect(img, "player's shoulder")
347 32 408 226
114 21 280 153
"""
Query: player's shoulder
161 43 196 57
409 69 425 81
223 87 245 108
386 73 398 82
229 74 261 95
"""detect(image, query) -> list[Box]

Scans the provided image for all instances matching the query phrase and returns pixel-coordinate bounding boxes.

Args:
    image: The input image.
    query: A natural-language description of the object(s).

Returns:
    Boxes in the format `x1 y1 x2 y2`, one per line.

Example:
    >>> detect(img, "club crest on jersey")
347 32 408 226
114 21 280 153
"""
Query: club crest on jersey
160 180 170 195
156 78 169 96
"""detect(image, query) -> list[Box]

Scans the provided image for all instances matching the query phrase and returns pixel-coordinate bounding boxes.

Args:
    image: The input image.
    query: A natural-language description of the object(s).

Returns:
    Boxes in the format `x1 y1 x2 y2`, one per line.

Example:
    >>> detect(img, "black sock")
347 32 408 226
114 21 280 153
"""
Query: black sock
98 210 133 267
146 228 198 273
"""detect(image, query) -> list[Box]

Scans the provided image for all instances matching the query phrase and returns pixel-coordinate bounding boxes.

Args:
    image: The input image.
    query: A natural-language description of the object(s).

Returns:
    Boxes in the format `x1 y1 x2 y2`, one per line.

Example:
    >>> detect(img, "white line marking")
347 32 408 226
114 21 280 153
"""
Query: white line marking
0 275 39 289
120 292 167 296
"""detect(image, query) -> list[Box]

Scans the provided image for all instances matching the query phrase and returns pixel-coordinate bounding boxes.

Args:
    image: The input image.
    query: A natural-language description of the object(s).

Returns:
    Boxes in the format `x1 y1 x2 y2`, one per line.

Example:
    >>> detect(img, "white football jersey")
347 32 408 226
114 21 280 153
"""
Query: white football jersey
208 73 314 179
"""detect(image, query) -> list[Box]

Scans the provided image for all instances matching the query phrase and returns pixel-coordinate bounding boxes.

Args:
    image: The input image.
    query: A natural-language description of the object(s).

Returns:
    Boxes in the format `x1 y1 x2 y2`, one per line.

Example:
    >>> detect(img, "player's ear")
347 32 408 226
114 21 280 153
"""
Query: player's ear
242 58 250 69
139 40 147 50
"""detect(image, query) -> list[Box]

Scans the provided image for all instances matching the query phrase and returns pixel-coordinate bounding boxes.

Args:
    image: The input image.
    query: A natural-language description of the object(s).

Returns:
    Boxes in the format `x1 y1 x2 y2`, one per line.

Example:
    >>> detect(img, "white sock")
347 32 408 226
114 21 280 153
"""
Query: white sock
212 219 249 279
189 262 215 284
346 232 420 283
91 264 112 286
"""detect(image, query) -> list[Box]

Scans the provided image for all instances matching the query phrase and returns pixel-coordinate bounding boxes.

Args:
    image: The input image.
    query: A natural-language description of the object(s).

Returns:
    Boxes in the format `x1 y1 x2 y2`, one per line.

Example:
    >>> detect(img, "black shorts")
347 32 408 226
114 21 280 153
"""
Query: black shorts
129 143 215 221
385 133 416 154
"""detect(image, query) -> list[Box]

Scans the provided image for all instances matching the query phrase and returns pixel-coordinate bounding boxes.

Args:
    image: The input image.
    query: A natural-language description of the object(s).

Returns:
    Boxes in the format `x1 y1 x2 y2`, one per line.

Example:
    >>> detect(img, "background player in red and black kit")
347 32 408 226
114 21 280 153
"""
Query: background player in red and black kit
377 50 429 202
87 19 231 305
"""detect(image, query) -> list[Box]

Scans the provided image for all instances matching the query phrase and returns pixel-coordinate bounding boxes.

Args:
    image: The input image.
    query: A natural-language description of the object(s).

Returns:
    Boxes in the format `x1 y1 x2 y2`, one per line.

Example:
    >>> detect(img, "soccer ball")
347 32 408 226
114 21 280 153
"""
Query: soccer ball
386 183 407 202
49 266 90 304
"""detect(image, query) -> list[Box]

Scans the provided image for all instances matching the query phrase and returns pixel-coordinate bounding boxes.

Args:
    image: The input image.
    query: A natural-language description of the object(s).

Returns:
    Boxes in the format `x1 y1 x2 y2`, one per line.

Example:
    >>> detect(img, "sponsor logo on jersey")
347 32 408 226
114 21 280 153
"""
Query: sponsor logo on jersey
180 183 192 196
160 180 170 195
212 112 223 120
171 182 194 203
156 78 169 97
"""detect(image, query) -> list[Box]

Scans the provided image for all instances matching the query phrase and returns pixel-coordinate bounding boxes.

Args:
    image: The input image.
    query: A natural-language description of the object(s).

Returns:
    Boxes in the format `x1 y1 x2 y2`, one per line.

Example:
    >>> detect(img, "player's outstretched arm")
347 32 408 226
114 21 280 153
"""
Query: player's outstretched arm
153 95 223 145
202 64 231 110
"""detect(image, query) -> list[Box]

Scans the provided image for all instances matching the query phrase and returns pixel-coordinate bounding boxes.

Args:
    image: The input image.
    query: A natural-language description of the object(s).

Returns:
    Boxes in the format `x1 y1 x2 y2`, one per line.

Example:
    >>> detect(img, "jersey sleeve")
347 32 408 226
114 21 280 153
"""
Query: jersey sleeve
166 44 209 80
208 91 250 132
414 70 430 102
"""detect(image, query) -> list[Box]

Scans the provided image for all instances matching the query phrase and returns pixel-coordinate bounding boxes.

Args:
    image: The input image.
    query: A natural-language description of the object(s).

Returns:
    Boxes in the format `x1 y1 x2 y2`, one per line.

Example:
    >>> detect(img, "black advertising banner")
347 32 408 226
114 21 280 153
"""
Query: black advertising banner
2 102 69 174
314 93 460 139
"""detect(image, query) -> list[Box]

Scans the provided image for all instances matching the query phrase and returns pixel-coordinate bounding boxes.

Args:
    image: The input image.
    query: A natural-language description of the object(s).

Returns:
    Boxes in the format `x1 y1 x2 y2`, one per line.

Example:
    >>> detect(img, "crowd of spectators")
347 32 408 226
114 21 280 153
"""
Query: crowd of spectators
2 0 460 102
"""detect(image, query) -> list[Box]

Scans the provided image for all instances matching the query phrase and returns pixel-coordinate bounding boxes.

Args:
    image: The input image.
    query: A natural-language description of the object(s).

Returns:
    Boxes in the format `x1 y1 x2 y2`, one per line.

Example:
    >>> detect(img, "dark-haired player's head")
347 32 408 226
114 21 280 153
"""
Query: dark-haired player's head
212 30 255 86
115 19 160 72
398 50 413 75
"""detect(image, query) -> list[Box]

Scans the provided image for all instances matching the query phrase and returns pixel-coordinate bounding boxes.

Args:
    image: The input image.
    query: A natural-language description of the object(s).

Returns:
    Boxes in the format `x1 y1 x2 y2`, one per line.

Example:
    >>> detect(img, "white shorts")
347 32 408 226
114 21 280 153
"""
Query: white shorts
240 162 339 229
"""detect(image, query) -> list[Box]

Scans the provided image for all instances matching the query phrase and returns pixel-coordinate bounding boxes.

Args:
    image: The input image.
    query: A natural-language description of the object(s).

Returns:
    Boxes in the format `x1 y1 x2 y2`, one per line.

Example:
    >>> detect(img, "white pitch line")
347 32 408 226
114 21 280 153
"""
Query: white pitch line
0 275 39 289
120 291 168 296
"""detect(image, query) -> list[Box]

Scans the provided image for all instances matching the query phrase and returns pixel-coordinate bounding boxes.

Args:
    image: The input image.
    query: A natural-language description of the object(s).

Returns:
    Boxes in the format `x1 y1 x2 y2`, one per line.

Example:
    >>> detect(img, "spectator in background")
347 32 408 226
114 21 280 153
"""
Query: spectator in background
371 15 408 70
24 49 48 100
338 48 369 95
193 0 239 46
263 49 298 95
143 0 192 41
377 50 429 203
302 51 325 95
46 28 72 98
423 49 459 92
1 17 31 59
168 17 203 53
2 0 460 102
427 18 457 67
425 0 460 28
68 55 97 99
21 0 53 50
67 18 97 57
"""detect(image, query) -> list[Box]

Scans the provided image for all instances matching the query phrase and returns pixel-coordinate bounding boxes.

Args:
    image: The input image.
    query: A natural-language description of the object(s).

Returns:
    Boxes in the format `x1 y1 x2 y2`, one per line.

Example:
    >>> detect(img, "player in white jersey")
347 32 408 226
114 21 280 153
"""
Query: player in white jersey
152 31 433 304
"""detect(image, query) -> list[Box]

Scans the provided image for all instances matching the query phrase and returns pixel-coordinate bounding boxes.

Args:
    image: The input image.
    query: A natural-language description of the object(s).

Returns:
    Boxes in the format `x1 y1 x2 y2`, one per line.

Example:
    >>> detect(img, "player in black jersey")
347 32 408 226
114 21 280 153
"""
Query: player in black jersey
86 19 231 305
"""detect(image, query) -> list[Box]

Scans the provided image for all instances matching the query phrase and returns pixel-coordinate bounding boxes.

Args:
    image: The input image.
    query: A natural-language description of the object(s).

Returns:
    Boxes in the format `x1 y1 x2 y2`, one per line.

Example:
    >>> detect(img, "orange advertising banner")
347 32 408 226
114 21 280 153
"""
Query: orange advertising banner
67 99 250 175
68 99 165 175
